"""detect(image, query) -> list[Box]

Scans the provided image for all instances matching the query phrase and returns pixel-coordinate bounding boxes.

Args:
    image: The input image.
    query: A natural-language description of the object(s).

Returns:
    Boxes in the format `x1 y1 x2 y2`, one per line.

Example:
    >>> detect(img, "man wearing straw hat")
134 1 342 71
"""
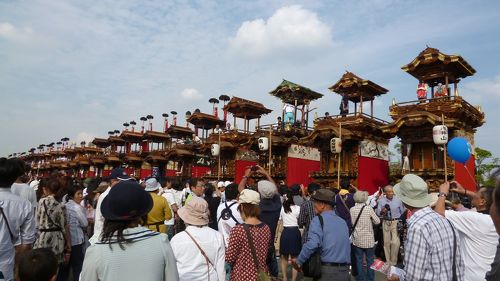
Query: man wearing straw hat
388 174 464 281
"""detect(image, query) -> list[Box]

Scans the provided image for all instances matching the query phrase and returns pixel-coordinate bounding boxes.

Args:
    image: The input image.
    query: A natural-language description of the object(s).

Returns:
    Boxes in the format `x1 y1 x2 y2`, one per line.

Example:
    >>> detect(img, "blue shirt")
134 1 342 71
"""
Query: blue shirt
297 210 350 266
376 196 405 219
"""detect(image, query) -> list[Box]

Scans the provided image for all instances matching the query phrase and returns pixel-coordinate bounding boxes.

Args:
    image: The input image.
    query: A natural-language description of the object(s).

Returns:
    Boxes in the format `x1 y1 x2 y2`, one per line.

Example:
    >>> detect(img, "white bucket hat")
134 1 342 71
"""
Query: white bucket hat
144 178 161 192
393 174 432 208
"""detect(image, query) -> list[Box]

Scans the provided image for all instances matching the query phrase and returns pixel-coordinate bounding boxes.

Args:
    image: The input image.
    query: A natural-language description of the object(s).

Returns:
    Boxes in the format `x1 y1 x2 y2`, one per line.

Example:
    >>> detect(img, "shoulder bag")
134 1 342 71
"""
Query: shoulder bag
243 224 273 281
350 205 366 277
302 214 323 279
0 206 15 242
185 230 216 281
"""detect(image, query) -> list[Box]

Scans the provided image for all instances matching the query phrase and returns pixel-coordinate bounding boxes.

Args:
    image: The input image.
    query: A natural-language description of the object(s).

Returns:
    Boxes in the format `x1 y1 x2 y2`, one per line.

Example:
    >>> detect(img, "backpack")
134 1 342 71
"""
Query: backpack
218 201 239 224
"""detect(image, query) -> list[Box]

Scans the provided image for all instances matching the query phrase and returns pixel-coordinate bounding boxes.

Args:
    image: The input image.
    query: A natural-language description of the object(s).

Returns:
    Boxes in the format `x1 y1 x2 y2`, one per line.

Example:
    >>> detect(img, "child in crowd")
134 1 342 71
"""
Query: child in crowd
18 248 58 281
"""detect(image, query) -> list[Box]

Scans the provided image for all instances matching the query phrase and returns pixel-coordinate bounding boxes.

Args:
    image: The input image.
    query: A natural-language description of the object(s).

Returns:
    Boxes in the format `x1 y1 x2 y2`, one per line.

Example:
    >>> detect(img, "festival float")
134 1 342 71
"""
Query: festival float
13 46 485 192
202 96 272 182
382 47 485 191
252 79 323 186
303 72 392 194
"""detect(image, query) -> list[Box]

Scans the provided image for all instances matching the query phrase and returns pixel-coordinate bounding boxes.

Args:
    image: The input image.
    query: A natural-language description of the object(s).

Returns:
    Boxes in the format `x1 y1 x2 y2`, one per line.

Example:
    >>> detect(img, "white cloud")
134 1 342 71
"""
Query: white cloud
73 132 95 145
0 22 33 43
461 75 500 104
228 5 332 58
180 88 202 100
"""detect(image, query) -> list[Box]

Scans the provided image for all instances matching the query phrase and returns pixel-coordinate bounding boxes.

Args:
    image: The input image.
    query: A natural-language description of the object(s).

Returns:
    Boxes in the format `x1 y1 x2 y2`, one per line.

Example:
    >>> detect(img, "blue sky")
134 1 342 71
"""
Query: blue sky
1 0 500 158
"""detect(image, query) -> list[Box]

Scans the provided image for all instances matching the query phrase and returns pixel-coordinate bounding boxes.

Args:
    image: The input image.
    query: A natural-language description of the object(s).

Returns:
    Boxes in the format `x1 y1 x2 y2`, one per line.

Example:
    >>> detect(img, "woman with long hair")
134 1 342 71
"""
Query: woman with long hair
226 189 272 281
34 178 71 281
58 185 88 281
279 190 302 281
81 180 179 281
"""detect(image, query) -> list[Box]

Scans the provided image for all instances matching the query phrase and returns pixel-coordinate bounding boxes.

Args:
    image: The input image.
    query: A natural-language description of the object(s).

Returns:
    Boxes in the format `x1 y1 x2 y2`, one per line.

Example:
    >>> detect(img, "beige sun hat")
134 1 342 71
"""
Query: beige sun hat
177 197 209 226
393 174 432 208
239 189 260 205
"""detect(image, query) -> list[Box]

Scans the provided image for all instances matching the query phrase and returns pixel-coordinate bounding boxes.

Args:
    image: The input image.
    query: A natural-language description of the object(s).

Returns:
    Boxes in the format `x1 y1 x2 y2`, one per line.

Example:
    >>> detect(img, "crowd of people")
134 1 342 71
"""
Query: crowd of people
1 157 500 281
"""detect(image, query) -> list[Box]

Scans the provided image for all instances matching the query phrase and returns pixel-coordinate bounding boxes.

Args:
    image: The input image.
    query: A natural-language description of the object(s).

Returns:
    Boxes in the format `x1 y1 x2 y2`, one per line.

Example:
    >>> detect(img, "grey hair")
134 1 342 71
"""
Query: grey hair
353 191 368 203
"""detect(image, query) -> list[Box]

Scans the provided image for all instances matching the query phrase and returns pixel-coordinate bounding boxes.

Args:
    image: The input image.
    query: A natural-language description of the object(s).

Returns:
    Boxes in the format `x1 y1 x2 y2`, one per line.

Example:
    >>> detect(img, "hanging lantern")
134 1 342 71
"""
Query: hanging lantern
432 125 448 145
330 138 342 153
211 144 220 156
258 137 269 151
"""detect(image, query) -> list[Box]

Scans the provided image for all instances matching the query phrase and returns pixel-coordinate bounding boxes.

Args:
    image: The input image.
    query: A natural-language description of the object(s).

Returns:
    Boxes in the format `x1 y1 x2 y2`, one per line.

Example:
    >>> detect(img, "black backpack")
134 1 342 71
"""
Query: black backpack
218 201 240 224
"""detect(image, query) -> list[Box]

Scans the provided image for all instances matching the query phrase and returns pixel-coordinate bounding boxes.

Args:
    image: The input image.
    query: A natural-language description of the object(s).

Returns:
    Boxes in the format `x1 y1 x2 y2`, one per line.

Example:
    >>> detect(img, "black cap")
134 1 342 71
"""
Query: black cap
109 168 132 181
101 181 153 221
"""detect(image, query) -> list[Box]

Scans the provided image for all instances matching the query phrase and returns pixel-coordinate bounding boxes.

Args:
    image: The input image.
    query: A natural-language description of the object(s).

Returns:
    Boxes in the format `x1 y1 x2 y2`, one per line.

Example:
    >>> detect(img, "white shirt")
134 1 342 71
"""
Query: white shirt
279 205 300 227
65 200 88 246
11 183 37 210
284 104 294 113
216 201 242 247
89 186 111 244
0 188 37 281
446 210 499 281
162 189 178 226
170 226 225 281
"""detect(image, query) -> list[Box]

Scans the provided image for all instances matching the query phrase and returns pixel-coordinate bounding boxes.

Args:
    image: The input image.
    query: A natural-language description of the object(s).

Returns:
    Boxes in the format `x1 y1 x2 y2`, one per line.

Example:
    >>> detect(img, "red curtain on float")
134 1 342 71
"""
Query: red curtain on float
235 160 257 183
141 141 149 153
357 156 389 194
102 170 111 177
140 169 152 179
286 157 320 186
165 169 177 177
454 156 476 191
192 166 211 178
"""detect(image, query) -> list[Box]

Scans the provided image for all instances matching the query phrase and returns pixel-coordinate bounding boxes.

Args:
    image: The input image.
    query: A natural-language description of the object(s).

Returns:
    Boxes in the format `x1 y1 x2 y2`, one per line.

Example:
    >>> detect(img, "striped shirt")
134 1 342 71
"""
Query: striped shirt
350 203 380 248
298 199 315 244
82 226 179 281
404 207 464 281
65 200 88 246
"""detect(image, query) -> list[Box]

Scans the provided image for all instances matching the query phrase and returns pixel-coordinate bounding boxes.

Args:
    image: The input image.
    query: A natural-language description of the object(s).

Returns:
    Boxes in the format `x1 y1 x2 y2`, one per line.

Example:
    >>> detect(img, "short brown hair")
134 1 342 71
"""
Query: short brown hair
238 203 260 218
479 187 494 211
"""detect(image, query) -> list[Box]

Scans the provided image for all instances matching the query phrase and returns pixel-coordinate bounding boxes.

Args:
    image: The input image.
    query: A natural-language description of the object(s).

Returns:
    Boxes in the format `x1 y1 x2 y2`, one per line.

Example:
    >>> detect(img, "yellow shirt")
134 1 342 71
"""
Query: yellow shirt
145 193 172 233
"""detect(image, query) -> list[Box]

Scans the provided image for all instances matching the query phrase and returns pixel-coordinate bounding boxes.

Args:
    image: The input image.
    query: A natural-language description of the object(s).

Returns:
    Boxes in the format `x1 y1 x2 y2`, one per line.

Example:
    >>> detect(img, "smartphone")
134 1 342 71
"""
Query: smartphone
450 182 457 190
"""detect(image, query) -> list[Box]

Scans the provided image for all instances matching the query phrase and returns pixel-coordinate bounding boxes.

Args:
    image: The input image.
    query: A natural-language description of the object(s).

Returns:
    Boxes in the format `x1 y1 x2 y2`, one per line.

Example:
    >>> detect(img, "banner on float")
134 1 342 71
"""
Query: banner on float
287 145 320 161
359 140 389 161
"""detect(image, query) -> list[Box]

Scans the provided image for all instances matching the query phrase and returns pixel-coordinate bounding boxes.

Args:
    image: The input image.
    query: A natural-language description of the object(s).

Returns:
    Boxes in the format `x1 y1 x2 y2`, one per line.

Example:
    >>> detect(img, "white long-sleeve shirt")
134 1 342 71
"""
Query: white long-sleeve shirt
0 187 37 281
89 186 110 244
65 200 88 246
170 225 225 281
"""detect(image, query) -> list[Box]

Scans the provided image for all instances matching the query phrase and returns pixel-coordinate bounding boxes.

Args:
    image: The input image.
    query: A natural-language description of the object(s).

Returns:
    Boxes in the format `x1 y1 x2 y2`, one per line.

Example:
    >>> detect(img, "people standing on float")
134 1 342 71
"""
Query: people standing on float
283 104 295 125
416 81 428 100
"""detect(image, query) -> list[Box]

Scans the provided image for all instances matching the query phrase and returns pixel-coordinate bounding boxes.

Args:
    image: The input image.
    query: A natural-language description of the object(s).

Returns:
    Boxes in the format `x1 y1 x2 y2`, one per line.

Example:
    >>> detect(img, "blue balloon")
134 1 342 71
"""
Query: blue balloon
447 137 472 164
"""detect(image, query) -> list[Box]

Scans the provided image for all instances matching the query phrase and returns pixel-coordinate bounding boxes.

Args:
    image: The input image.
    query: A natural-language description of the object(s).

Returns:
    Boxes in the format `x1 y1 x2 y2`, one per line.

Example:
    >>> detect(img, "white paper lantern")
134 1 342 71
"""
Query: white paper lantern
258 137 269 151
211 144 220 156
432 125 448 145
330 138 342 153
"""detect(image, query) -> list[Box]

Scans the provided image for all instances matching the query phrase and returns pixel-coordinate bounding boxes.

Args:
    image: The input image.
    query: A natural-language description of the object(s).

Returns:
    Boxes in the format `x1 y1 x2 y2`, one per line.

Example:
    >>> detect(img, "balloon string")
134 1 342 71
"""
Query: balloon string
464 165 477 188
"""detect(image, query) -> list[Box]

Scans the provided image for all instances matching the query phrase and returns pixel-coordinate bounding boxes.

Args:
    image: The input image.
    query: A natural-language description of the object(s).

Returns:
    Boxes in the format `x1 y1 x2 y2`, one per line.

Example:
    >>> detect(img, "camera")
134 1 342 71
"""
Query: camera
250 166 258 172
384 204 391 211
